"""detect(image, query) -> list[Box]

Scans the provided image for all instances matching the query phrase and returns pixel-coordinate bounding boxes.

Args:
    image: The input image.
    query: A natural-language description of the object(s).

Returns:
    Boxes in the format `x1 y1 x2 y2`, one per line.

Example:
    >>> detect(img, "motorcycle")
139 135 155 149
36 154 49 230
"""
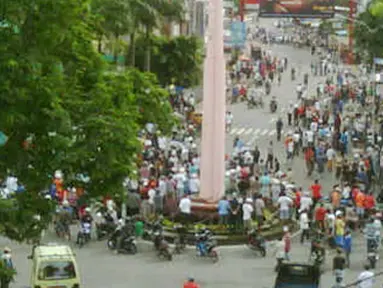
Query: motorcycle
77 222 91 248
270 100 277 113
107 226 137 254
367 239 378 269
96 222 116 241
173 224 187 254
195 229 218 263
247 229 266 257
153 229 172 261
310 241 325 266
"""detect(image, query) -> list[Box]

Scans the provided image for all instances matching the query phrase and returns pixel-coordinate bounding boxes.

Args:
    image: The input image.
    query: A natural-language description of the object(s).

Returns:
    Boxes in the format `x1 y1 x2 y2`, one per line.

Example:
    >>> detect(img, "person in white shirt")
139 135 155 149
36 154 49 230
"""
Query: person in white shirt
326 146 336 172
242 198 254 230
226 111 234 131
277 193 293 221
188 174 200 194
305 130 314 146
299 209 310 243
175 168 186 198
158 176 167 196
357 264 374 288
300 191 313 213
148 188 156 214
274 237 285 272
310 121 318 132
179 195 191 214
326 210 336 235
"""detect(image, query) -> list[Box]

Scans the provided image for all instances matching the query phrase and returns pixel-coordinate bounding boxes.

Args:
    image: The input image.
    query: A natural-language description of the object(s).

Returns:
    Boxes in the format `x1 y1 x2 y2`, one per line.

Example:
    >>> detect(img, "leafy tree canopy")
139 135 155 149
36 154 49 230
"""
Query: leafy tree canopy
134 35 203 87
0 0 175 241
354 8 383 59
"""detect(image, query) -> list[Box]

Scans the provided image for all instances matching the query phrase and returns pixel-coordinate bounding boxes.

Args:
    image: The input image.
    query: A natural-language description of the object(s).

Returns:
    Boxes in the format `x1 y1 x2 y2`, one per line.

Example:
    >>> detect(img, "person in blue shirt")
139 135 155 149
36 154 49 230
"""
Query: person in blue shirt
343 230 352 268
218 196 230 226
260 172 271 197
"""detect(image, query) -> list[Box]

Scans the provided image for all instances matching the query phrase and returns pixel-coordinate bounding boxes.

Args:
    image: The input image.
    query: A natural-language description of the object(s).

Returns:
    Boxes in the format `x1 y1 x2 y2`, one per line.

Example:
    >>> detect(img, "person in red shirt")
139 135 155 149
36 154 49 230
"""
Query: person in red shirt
364 192 375 215
311 179 322 207
184 278 200 288
314 203 327 232
294 188 301 220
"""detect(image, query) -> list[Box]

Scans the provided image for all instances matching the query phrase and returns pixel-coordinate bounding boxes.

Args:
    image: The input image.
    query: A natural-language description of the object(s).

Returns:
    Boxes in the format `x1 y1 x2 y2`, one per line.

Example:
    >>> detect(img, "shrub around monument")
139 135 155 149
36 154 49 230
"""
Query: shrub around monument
160 217 297 245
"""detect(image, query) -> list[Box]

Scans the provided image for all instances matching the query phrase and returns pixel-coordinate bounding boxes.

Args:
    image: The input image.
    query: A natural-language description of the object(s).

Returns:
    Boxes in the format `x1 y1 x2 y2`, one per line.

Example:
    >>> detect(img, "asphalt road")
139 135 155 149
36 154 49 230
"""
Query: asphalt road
3 228 380 288
225 18 333 192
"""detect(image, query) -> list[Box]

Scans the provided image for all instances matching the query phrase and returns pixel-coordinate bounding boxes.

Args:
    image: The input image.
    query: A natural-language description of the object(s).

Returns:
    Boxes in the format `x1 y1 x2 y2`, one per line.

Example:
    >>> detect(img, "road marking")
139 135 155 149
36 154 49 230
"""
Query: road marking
229 128 238 135
248 135 259 145
253 128 261 135
261 129 269 136
268 130 276 136
244 128 253 135
236 128 246 135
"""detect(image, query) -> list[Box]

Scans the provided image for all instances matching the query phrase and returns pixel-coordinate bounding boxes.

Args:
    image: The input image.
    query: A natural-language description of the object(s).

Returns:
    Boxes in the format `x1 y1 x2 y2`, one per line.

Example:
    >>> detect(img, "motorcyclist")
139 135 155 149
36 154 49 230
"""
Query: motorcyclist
364 218 378 254
265 79 271 95
77 207 93 243
276 118 283 141
310 230 325 265
373 213 382 250
303 73 309 86
55 204 72 240
270 96 277 112
195 227 213 256
116 217 135 253
80 207 93 224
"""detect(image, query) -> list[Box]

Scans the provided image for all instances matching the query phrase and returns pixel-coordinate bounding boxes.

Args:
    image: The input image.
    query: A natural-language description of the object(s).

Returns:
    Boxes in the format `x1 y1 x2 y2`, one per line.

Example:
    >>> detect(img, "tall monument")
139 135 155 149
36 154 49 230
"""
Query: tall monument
199 0 226 202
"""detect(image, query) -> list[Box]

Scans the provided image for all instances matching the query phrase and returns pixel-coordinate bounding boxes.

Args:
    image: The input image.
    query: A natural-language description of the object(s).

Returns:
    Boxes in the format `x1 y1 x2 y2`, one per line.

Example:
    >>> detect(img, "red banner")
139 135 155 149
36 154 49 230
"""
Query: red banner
245 0 260 10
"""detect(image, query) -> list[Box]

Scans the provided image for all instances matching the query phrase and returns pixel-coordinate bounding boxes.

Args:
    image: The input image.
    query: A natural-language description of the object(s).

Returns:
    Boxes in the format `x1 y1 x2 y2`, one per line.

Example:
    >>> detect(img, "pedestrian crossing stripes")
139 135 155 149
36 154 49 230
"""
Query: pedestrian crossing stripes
228 126 293 146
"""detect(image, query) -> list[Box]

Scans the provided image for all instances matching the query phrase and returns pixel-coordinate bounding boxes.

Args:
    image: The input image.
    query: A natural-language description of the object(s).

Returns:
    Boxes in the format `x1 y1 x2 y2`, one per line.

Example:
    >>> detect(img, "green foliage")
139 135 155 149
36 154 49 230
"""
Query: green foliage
354 9 383 59
370 0 383 17
0 0 175 242
0 194 54 242
134 35 203 87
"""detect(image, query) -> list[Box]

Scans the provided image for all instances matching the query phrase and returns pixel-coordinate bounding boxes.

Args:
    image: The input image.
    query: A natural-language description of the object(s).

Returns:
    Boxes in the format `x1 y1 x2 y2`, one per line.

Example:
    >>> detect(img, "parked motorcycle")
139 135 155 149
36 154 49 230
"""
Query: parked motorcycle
195 228 218 263
247 229 266 257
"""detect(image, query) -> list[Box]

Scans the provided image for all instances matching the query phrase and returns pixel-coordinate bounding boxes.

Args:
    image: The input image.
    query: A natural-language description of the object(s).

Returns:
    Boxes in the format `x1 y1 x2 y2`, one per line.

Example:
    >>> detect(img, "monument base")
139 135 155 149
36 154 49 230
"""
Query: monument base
189 196 219 222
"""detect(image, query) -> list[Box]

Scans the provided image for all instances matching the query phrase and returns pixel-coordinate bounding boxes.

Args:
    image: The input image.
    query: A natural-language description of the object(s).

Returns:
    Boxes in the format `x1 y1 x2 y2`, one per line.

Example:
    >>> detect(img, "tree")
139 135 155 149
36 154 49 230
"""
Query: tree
91 0 132 62
134 35 203 87
0 0 175 238
138 0 184 71
354 9 383 60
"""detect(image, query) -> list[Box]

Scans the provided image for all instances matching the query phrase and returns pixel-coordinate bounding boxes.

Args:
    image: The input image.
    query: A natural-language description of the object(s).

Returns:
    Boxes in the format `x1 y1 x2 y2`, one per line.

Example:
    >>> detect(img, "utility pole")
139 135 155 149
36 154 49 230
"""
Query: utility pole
348 0 357 64
240 0 245 21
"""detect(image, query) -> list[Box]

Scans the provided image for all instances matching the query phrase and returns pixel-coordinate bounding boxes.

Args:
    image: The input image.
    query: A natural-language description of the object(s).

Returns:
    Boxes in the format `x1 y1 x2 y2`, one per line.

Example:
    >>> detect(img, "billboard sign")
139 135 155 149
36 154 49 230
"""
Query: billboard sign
245 0 260 10
228 21 246 48
259 0 335 18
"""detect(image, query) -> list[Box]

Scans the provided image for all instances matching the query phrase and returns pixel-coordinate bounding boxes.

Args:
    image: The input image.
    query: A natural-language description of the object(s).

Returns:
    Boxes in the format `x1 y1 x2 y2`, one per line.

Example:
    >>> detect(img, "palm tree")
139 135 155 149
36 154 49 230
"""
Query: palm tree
138 0 184 71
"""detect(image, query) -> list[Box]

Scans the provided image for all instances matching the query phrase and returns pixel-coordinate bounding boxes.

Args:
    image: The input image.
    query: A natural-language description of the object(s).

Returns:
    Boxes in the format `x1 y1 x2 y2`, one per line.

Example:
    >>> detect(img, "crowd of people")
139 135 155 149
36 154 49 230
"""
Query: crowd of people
1 16 383 288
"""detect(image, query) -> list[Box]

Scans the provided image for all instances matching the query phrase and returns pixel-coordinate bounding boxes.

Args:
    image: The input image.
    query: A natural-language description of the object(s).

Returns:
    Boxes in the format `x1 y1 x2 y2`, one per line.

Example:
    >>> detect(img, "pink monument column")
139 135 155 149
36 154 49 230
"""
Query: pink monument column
199 0 226 202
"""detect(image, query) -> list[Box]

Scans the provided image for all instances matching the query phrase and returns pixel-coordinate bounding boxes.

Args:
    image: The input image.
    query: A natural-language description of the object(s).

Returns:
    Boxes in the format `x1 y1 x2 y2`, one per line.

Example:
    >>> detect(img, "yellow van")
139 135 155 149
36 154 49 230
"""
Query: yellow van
28 243 81 288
